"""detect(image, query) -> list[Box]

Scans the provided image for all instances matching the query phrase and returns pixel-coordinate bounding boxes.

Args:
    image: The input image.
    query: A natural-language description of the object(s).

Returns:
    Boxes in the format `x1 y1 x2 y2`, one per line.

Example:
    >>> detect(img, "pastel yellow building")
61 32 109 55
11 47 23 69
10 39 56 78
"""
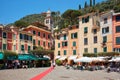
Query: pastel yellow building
54 28 69 60
54 25 79 64
78 13 102 56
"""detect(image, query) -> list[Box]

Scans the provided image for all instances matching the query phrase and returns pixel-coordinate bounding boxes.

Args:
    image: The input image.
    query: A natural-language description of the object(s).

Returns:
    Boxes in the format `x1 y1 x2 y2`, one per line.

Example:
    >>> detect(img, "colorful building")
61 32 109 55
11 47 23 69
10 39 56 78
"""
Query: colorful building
54 25 79 64
113 13 120 52
100 11 114 52
0 26 33 54
54 28 69 60
0 24 52 54
23 25 52 50
1 27 14 51
18 30 33 54
78 13 102 56
68 25 79 64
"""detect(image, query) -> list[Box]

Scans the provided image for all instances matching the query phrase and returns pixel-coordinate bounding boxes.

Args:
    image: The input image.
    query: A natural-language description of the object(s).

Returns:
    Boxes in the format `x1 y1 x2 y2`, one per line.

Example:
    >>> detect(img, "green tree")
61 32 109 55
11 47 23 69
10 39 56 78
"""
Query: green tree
90 0 93 7
3 50 18 60
14 21 29 28
93 0 96 6
62 9 82 26
79 4 81 10
84 1 88 8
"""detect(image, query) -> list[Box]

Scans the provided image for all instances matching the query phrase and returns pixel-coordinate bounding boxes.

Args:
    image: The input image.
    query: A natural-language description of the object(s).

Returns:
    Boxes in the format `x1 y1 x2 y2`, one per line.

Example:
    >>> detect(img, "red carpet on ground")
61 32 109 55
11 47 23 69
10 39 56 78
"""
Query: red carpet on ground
30 67 54 80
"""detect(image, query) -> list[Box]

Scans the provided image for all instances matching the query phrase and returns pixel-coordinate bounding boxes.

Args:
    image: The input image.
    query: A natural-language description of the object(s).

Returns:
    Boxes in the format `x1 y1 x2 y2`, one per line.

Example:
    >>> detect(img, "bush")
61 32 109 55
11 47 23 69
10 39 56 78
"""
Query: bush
3 50 18 60
0 64 4 69
83 52 120 57
98 52 120 56
83 53 97 57
55 59 62 66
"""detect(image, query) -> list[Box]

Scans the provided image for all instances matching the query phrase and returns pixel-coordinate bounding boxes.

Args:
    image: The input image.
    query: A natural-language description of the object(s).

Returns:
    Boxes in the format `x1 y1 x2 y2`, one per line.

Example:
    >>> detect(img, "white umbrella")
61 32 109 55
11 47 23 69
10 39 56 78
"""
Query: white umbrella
109 57 120 62
59 56 67 60
55 56 61 59
68 56 77 60
91 57 105 62
74 57 92 63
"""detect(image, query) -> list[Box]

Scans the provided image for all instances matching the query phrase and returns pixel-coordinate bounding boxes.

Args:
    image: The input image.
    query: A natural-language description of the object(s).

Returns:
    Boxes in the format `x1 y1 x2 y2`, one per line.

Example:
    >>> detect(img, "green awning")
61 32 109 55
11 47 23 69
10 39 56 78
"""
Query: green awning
7 56 18 60
18 54 38 60
18 54 49 61
0 52 4 60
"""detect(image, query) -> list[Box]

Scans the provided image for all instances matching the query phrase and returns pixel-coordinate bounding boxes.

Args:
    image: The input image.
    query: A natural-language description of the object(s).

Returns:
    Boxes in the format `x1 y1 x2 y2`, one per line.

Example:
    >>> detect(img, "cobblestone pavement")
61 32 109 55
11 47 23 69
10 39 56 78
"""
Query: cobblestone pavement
42 66 120 80
0 68 49 80
0 66 120 80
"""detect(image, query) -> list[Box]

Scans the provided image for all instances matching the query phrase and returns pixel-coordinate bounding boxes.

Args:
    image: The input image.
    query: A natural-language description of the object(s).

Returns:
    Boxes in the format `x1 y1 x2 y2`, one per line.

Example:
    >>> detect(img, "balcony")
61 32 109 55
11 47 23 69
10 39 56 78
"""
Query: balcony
101 41 106 47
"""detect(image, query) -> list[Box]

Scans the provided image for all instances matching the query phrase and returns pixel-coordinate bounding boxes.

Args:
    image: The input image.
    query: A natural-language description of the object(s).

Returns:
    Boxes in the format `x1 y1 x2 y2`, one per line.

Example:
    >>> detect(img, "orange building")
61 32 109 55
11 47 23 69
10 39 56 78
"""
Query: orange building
113 13 120 52
23 25 52 50
54 25 79 64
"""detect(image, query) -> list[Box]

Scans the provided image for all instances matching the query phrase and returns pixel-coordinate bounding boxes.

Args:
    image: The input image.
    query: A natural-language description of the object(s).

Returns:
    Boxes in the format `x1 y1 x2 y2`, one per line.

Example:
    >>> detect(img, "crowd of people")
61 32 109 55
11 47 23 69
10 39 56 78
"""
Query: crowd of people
64 61 120 73
3 60 35 69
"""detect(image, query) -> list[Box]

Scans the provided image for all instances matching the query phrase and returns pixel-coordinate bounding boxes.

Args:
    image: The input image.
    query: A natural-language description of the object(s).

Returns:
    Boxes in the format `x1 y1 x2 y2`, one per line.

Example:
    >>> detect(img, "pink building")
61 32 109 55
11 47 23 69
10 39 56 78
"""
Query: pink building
113 13 120 52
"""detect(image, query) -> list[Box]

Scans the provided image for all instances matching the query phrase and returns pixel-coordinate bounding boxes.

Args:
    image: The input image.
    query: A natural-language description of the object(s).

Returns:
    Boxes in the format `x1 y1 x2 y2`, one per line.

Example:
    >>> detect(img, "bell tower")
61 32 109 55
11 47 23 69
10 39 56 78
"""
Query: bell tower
44 10 53 30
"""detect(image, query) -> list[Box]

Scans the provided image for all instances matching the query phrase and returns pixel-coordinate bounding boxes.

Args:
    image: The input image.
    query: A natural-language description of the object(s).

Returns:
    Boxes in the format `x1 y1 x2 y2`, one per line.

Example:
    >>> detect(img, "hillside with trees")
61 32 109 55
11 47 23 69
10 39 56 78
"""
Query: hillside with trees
12 0 120 29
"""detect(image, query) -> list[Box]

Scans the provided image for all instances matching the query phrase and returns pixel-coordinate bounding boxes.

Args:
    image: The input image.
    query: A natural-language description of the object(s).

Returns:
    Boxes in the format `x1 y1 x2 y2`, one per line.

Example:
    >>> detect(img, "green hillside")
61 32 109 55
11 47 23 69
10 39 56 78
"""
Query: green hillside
19 14 46 24
13 0 120 29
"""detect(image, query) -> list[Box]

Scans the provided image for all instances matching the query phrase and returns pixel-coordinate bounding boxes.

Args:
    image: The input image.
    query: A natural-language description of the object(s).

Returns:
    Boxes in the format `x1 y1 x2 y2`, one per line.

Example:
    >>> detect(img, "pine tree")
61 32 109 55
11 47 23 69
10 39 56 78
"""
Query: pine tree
90 0 92 7
93 0 96 6
79 4 81 10
84 1 88 8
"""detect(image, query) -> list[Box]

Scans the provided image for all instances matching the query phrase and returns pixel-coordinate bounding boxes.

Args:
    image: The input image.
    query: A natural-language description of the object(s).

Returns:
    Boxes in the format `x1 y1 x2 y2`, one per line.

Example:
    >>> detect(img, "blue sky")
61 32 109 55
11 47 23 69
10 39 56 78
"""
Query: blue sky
0 0 104 24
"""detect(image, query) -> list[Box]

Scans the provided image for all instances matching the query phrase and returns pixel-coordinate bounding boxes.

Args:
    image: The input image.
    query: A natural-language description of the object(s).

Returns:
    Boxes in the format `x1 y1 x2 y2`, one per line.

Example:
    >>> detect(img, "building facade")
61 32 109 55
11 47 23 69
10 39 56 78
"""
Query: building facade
54 11 120 65
0 24 52 54
54 28 69 58
113 13 120 52
23 25 52 50
100 11 113 52
54 25 79 64
78 13 102 56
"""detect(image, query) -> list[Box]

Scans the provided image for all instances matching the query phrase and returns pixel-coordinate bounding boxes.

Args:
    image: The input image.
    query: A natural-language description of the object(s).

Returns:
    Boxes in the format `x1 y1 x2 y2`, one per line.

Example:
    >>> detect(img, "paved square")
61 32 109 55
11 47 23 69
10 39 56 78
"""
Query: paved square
0 66 120 80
